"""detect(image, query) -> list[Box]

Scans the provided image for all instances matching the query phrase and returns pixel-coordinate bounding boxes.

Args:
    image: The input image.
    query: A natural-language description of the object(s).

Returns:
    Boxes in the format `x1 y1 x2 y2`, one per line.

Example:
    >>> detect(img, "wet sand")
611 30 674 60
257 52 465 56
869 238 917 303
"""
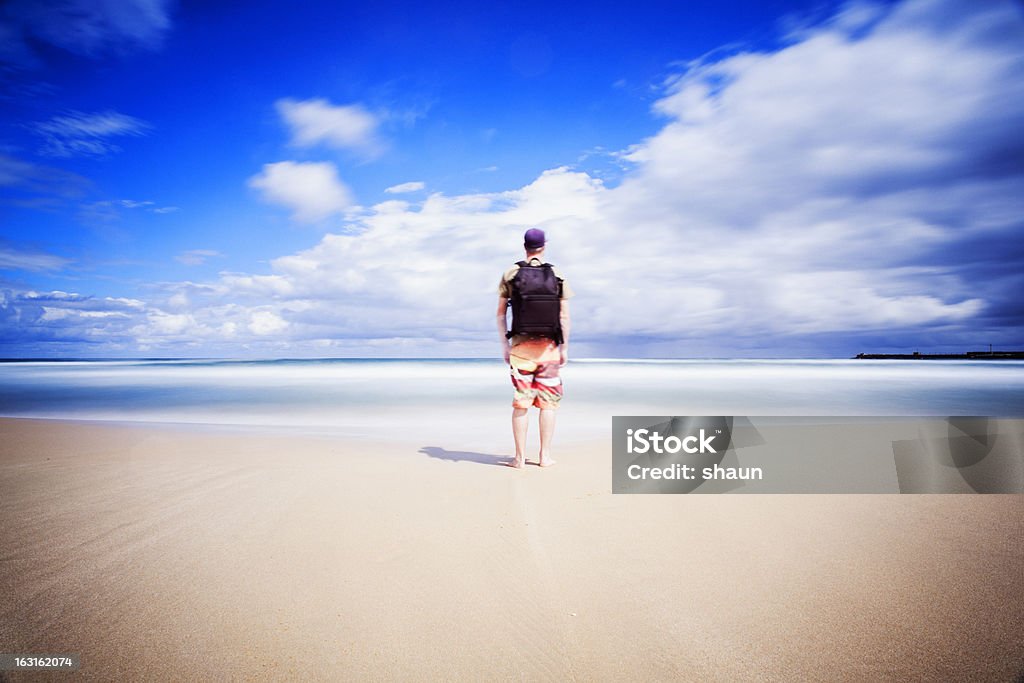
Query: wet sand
1 418 1022 681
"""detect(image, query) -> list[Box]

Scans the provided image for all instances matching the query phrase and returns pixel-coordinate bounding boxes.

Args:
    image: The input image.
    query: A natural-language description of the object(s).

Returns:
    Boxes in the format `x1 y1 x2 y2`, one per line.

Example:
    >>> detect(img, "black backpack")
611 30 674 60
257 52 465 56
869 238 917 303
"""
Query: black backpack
506 261 563 344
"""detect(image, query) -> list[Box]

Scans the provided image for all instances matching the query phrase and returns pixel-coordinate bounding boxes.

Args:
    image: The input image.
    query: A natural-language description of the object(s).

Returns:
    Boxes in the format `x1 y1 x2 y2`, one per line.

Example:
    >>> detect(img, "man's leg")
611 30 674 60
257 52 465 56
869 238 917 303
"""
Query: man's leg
533 354 562 467
511 407 529 468
538 408 556 467
508 347 536 469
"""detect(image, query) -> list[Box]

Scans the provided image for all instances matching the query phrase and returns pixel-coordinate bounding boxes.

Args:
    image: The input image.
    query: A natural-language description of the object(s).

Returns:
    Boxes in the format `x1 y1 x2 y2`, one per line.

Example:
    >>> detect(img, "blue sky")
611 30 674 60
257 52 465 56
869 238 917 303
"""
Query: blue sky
1 0 1022 358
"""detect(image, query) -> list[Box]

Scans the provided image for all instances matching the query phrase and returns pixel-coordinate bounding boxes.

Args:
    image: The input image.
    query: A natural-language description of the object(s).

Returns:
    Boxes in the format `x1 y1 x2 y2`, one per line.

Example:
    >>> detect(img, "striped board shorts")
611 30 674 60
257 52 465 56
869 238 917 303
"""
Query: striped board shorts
509 338 563 409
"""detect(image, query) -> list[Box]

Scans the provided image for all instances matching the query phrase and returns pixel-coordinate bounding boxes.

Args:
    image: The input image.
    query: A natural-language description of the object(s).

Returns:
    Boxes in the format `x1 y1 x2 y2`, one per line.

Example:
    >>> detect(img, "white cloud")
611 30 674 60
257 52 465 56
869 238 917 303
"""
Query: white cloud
0 290 149 348
33 110 150 157
77 198 180 224
385 181 425 194
119 199 153 209
0 246 71 272
248 161 354 223
147 311 194 335
276 98 382 158
248 310 288 335
176 249 221 266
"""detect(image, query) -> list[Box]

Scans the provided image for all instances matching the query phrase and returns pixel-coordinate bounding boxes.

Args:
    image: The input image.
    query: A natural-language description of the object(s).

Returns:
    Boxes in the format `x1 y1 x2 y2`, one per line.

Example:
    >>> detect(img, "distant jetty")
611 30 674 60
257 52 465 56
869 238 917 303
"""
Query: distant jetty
854 350 1024 360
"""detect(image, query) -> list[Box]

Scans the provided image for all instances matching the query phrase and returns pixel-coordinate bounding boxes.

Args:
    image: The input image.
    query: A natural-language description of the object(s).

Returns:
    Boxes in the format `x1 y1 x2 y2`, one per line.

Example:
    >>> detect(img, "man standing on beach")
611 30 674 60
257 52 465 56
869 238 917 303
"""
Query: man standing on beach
497 228 573 468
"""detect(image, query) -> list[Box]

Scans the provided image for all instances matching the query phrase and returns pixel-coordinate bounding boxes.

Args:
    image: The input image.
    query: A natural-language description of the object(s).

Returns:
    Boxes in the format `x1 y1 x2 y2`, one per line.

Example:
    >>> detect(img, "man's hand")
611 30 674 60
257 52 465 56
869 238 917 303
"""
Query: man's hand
503 345 511 364
560 346 568 367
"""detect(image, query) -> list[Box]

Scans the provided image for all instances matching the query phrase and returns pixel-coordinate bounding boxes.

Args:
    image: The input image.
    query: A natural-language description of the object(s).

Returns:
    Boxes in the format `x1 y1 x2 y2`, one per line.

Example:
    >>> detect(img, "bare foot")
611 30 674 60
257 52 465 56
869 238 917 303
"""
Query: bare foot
536 456 556 467
506 456 525 468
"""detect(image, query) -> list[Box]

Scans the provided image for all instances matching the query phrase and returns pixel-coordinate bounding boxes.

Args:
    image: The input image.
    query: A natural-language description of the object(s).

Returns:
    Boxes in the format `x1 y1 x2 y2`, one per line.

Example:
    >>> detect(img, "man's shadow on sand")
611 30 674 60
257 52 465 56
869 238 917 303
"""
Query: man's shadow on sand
418 446 513 467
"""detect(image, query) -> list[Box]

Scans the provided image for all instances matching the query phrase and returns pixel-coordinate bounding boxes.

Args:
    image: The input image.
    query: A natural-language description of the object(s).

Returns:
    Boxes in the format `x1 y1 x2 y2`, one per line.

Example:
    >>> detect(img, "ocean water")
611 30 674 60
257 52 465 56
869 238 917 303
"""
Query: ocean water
1 358 1022 444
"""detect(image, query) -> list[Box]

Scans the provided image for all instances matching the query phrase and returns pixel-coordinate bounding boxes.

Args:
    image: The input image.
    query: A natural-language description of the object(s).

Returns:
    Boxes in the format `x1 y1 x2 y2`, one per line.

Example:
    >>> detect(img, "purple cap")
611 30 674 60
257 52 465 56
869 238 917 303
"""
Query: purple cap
524 228 546 250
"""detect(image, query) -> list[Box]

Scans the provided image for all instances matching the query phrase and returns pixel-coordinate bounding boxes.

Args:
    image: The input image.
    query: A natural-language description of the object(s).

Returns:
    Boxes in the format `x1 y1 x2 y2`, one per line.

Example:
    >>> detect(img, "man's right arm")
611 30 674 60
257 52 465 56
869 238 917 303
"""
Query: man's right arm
497 296 510 363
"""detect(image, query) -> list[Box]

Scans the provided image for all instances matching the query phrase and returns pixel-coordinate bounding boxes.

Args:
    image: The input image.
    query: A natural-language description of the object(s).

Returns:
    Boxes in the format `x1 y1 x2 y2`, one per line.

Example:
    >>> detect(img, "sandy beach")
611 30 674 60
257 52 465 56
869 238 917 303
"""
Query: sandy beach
1 417 1022 681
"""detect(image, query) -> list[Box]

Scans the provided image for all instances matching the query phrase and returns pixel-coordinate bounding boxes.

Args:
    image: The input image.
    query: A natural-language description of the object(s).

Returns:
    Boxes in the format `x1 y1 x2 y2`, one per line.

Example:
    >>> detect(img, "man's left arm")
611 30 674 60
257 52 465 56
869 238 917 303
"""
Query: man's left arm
559 300 570 366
